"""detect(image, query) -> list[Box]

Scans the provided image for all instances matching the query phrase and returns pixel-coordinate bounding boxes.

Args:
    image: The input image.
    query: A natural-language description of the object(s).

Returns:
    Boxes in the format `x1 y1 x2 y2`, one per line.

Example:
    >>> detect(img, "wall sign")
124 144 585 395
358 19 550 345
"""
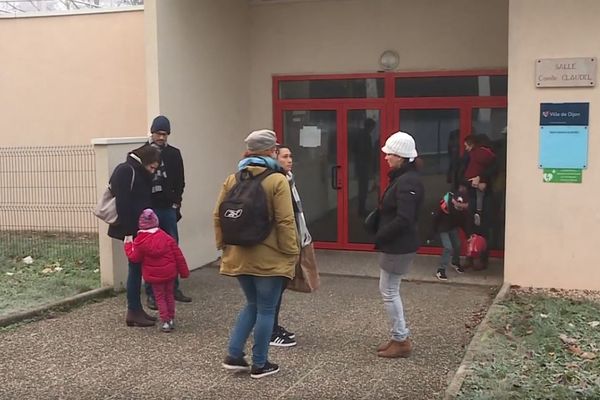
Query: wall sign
536 57 596 87
542 168 582 184
539 103 589 176
540 102 589 126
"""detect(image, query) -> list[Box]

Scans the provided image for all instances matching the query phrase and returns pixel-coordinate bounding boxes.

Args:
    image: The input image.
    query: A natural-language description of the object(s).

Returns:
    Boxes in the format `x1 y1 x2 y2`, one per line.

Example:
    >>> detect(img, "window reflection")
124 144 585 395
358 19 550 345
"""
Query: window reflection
395 76 507 97
280 79 384 99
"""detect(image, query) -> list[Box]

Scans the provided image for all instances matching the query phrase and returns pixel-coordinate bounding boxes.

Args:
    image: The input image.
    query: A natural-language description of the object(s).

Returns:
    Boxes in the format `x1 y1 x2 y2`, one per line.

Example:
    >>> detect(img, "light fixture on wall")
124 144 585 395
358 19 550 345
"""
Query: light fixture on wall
379 50 400 71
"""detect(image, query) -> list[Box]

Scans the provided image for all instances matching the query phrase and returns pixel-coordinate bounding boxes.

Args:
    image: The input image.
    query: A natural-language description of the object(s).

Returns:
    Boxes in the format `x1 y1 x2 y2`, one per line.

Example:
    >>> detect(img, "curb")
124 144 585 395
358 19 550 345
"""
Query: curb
443 281 511 399
0 287 115 328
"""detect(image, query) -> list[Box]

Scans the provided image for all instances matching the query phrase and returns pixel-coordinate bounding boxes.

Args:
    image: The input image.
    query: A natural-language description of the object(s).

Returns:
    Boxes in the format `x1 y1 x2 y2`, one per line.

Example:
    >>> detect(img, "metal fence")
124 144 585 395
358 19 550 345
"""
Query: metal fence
0 0 143 17
0 145 98 262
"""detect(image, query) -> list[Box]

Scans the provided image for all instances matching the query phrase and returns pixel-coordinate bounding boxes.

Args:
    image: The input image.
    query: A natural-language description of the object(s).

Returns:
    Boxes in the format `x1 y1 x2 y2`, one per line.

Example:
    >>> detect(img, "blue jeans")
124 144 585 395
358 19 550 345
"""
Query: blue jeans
379 269 409 341
145 207 179 297
228 275 285 367
439 229 461 270
126 261 142 311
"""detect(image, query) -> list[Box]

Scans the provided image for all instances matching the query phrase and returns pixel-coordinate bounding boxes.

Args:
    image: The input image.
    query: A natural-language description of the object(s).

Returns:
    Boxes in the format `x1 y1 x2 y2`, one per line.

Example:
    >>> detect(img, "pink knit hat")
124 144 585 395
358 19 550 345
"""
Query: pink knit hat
138 208 159 230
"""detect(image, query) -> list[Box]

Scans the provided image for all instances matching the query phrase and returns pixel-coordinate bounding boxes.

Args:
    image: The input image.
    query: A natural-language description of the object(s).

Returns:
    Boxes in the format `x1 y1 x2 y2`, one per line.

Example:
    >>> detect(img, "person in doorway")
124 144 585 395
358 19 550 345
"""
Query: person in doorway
107 145 161 327
352 118 377 217
462 134 497 226
215 129 299 378
267 144 314 347
136 116 192 310
374 131 424 358
124 209 190 333
430 187 472 281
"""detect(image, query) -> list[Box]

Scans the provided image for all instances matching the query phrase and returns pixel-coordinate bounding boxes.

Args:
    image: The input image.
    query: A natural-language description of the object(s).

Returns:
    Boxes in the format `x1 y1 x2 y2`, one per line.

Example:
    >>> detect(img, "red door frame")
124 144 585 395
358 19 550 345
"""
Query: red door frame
273 70 507 256
274 101 386 251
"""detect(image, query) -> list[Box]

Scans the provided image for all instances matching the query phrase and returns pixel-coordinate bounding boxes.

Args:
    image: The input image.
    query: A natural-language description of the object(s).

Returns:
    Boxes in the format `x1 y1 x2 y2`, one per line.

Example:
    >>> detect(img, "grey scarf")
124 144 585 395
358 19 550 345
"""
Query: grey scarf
287 172 312 247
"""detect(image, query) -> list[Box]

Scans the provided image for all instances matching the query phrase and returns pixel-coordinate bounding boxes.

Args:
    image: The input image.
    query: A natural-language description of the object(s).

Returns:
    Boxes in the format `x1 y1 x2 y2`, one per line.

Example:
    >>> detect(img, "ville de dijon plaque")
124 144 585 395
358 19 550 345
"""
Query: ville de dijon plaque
536 57 596 87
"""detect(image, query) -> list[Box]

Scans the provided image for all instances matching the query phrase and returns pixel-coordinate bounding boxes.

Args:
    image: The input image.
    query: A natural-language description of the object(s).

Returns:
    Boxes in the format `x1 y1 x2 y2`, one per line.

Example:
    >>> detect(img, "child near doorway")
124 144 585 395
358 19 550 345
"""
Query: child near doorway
124 209 190 332
462 134 496 226
430 188 472 281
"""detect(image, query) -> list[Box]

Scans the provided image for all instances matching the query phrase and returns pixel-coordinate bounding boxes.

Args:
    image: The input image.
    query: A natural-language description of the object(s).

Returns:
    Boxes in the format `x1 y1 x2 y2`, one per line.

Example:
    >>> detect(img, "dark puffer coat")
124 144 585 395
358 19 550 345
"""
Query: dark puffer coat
107 154 154 241
375 162 425 254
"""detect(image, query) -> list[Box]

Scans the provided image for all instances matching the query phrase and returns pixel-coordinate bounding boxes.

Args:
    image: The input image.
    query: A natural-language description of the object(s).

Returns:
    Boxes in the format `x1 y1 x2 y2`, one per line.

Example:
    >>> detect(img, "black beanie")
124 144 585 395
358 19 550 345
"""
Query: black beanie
150 115 170 134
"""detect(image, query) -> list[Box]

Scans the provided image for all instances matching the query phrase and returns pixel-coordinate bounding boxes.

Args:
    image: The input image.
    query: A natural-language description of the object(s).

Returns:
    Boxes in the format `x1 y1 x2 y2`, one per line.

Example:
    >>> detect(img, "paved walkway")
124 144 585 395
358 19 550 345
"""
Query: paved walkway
0 266 496 399
316 250 504 286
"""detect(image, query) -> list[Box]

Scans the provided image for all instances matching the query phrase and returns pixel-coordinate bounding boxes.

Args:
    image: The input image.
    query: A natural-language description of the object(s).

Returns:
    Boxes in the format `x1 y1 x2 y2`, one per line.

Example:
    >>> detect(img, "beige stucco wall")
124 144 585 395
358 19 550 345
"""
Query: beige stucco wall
505 0 600 290
146 0 250 267
249 0 509 128
147 0 509 270
0 10 146 146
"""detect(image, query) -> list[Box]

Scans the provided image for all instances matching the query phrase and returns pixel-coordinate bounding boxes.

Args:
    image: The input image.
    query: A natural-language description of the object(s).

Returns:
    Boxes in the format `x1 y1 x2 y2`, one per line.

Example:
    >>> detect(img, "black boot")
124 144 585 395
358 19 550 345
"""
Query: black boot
147 296 157 311
175 289 192 303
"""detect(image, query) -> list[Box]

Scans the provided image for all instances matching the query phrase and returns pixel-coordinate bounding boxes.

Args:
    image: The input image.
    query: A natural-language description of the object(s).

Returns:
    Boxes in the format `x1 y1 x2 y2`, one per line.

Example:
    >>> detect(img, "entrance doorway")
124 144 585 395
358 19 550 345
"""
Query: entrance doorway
274 71 507 256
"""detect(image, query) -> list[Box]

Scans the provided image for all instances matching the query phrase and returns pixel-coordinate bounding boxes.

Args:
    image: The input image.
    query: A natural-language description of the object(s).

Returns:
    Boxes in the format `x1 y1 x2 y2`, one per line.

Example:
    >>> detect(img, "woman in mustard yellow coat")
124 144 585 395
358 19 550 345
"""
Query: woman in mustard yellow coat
214 129 299 379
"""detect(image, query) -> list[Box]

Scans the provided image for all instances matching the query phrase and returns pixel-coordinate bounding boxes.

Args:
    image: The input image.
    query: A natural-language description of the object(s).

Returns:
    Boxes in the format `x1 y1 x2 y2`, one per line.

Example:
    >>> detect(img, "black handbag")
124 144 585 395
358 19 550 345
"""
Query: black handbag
363 208 380 234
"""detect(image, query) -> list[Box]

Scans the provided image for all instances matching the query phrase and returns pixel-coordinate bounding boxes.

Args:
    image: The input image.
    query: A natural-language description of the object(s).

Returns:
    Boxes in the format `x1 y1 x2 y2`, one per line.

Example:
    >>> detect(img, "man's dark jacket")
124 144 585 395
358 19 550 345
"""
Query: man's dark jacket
375 163 425 254
107 154 153 241
136 142 185 208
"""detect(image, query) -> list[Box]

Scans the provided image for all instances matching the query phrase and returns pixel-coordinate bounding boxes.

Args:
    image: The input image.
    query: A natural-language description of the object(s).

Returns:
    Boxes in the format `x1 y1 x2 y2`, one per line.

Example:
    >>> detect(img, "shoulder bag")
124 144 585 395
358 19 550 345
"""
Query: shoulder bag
93 165 135 225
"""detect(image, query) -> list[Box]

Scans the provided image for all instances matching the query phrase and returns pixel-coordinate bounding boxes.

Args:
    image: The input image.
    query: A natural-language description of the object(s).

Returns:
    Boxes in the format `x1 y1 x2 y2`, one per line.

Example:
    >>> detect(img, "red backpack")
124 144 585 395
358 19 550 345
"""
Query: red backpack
467 234 487 258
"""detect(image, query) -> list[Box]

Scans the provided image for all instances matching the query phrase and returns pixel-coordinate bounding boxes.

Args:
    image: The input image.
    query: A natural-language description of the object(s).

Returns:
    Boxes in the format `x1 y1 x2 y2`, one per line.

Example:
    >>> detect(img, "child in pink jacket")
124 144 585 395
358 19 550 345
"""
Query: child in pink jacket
125 209 190 332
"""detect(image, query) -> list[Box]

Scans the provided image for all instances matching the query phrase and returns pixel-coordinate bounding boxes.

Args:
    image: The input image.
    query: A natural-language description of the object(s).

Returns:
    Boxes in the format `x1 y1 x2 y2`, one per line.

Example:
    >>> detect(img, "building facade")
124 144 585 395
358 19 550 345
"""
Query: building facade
143 0 599 290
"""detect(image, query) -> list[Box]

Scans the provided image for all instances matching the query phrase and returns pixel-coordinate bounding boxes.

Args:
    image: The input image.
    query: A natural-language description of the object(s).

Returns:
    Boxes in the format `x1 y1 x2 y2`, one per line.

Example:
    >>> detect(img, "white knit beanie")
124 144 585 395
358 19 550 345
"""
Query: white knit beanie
381 131 418 161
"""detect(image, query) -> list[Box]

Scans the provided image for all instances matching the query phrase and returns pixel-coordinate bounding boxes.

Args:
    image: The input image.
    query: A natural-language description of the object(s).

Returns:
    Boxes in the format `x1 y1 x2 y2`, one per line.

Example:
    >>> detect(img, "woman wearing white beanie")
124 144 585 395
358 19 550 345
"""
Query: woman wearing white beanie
374 131 424 358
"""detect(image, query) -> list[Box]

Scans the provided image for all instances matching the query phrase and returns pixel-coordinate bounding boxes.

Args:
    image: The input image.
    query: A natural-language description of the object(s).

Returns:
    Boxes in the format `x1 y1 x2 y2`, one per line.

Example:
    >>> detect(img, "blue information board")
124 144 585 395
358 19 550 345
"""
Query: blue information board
539 125 588 169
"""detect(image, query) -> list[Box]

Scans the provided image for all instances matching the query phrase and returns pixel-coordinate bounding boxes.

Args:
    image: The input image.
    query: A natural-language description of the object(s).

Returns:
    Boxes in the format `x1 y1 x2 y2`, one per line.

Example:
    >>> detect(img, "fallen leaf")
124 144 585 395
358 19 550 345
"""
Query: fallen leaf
6 272 14 276
559 334 578 345
589 321 600 328
41 268 53 274
54 267 63 272
567 344 583 355
580 352 597 360
540 313 549 318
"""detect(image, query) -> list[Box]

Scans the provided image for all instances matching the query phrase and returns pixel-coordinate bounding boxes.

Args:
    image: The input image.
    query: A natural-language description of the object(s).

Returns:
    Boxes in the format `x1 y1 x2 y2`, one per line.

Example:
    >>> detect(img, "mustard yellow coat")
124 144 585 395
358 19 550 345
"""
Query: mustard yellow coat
213 166 299 279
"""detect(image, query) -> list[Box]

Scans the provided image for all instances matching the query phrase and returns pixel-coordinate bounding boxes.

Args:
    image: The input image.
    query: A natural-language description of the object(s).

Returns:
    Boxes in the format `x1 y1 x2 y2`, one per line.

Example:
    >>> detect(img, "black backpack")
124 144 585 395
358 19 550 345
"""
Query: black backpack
219 168 277 246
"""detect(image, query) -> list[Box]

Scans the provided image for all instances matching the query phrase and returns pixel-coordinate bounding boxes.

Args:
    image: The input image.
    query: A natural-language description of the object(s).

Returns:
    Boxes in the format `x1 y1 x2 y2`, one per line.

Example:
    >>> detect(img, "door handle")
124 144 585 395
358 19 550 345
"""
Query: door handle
330 165 342 190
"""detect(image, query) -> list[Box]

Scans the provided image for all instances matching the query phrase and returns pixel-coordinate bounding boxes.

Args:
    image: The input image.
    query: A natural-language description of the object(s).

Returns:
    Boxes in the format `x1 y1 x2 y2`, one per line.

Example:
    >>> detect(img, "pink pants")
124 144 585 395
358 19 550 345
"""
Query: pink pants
152 280 175 322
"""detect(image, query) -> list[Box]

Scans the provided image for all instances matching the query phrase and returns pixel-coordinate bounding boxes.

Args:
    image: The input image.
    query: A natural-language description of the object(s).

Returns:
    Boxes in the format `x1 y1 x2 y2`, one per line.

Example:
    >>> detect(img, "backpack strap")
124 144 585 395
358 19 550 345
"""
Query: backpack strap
237 167 276 182
129 165 135 191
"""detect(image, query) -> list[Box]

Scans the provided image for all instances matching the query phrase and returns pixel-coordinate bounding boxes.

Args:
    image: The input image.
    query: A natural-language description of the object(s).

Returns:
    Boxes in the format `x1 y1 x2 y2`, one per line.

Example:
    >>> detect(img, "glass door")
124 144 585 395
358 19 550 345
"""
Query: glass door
346 109 382 245
281 109 339 243
396 108 461 248
470 107 507 251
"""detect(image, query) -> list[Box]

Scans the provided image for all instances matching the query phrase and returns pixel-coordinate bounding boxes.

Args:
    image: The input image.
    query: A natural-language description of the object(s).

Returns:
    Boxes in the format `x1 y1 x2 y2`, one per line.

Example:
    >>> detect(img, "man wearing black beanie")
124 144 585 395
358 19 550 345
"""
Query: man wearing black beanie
137 115 192 308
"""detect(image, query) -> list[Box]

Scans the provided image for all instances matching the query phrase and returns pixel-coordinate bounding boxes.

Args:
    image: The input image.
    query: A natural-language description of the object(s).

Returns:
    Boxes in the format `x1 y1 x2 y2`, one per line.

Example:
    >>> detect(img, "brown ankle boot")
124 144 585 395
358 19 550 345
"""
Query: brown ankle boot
376 340 393 352
377 338 412 358
141 309 157 322
126 310 155 327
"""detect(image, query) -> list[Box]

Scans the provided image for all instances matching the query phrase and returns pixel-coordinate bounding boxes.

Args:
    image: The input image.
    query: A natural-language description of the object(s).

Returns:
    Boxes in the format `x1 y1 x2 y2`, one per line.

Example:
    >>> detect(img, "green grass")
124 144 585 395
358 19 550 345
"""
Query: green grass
0 231 100 315
458 291 600 400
